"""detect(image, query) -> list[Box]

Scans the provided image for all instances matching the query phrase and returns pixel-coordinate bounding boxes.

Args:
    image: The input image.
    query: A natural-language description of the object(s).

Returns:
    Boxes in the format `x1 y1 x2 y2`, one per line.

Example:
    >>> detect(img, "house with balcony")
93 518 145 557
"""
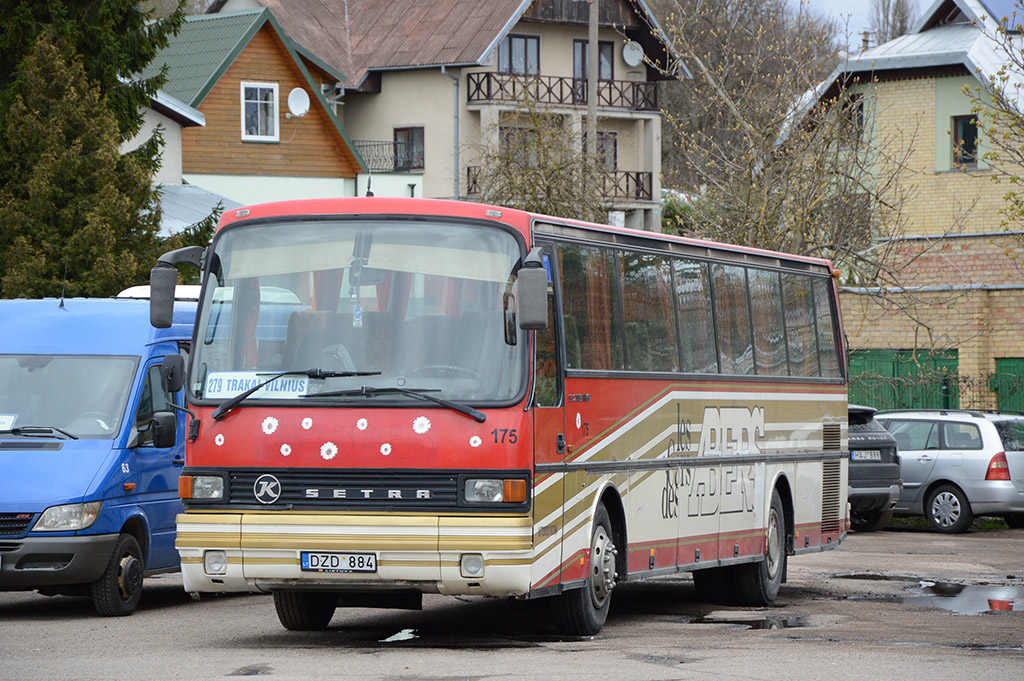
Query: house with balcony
813 0 1024 409
211 0 679 230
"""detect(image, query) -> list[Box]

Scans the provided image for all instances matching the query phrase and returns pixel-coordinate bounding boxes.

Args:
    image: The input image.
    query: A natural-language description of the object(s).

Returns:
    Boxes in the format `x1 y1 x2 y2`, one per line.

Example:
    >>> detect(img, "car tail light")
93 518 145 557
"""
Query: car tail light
985 452 1011 481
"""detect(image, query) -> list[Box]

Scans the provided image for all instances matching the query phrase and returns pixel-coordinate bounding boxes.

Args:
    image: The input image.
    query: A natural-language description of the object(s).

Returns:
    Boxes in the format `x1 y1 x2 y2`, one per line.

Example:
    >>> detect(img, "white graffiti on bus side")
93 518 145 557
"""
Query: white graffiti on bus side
697 406 765 456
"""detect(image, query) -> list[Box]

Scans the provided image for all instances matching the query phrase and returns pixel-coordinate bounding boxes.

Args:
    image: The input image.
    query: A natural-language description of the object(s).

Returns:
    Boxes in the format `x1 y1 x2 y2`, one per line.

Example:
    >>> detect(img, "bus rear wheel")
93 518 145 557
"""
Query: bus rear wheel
553 504 617 636
732 489 787 606
273 590 338 631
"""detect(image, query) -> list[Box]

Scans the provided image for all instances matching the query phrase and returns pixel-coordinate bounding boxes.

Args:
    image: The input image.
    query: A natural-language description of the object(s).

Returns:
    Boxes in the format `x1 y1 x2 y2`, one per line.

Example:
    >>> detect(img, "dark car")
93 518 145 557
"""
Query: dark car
848 405 902 532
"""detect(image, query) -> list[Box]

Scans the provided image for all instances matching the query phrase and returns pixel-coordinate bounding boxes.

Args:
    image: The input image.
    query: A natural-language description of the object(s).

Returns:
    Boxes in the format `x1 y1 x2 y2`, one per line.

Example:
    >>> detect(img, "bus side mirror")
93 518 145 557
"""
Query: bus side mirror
518 248 548 330
150 246 205 328
160 354 186 394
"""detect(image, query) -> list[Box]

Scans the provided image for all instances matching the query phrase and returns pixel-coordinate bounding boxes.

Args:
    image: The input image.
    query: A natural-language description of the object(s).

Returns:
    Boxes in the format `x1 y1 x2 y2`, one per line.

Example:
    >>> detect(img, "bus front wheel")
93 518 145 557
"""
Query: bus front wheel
273 590 338 630
552 504 617 636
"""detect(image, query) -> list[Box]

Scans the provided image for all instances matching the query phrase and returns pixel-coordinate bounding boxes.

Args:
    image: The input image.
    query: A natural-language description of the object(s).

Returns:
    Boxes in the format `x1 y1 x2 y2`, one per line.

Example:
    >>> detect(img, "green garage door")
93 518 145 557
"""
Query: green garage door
993 358 1024 412
848 349 958 410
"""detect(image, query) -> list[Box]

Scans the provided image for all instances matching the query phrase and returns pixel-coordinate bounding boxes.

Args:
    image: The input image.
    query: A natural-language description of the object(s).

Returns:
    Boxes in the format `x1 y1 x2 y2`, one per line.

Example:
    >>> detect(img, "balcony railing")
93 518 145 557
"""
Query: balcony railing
466 167 651 201
467 72 658 111
353 140 421 173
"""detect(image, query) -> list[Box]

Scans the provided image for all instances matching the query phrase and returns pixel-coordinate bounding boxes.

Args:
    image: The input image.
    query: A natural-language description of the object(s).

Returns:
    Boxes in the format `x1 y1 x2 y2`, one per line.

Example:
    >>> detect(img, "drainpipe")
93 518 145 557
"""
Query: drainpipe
442 65 460 200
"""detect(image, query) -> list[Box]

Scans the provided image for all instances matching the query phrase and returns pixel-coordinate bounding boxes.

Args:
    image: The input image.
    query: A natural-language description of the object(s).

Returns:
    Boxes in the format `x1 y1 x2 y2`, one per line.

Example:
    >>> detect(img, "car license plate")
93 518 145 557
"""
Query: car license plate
300 551 377 573
852 450 882 461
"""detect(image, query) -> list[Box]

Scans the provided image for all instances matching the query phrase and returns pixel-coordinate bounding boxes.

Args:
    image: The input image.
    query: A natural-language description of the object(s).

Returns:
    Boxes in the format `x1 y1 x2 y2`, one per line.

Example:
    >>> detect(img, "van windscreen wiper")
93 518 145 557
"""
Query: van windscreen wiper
211 369 381 421
0 425 79 440
303 385 486 423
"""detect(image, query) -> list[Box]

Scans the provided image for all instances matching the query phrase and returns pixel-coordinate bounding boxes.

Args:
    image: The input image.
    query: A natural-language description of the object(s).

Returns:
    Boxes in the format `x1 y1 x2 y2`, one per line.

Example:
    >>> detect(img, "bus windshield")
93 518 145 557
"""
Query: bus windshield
190 218 527 405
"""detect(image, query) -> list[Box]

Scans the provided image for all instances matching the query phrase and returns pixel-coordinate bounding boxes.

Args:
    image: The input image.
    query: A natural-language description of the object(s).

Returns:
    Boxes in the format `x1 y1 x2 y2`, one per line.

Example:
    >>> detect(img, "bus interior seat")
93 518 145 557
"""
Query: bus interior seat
396 315 457 372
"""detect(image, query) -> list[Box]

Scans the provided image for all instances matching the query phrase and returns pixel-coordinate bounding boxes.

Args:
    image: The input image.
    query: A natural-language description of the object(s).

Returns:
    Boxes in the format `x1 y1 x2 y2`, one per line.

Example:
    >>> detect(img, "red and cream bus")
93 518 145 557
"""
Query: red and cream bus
150 197 848 635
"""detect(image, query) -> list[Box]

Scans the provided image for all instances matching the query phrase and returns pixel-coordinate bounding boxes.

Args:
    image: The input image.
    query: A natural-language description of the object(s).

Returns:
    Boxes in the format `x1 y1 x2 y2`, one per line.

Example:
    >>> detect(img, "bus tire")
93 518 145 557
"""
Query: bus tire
90 533 144 617
553 504 617 636
273 590 338 631
732 489 787 606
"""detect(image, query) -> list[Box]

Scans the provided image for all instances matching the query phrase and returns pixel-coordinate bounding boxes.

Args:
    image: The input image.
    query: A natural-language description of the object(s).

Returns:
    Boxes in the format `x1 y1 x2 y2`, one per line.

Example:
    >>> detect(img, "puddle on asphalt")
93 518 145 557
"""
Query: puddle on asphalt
680 613 808 630
836 574 1024 614
902 582 1024 615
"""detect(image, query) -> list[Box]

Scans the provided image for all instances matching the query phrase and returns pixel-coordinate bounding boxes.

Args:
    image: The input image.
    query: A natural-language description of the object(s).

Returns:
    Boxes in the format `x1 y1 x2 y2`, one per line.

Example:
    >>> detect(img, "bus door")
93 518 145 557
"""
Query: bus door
531 244 567 590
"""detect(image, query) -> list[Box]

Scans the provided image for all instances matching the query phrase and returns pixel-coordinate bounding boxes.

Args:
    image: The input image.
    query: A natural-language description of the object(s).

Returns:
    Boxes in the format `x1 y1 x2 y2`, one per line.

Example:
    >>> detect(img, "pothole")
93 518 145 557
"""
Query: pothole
680 612 808 630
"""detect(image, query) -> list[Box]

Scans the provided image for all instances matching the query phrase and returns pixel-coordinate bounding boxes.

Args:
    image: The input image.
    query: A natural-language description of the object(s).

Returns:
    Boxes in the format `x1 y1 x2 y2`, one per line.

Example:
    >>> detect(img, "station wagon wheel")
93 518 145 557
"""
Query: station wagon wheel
926 484 973 534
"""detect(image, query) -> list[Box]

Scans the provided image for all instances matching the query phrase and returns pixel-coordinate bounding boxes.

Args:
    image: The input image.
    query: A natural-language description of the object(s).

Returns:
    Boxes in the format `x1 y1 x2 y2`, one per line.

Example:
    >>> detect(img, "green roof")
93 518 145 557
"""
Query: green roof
141 10 267 107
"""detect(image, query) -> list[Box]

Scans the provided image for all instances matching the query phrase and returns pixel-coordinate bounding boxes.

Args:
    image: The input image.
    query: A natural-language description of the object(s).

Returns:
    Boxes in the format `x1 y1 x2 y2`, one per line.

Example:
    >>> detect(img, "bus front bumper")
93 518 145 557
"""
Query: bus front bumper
176 512 534 597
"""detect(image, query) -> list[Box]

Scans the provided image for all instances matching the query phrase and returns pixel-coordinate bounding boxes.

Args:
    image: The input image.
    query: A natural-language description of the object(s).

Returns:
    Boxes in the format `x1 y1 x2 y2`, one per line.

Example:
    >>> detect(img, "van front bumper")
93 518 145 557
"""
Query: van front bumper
0 533 118 588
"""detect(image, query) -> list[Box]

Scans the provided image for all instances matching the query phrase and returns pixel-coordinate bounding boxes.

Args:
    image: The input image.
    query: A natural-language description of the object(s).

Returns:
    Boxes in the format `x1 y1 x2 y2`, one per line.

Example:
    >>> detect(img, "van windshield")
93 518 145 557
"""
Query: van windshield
0 355 139 439
190 218 527 405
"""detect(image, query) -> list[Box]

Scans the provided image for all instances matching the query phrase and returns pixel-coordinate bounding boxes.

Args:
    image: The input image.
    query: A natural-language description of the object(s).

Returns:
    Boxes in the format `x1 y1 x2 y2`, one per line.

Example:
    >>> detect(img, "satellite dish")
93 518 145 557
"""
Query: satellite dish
623 41 645 67
287 88 310 117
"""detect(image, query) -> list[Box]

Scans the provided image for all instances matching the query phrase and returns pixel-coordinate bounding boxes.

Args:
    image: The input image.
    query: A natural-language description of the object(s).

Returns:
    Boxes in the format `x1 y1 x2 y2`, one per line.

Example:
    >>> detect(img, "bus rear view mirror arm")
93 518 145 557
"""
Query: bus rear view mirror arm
150 246 206 328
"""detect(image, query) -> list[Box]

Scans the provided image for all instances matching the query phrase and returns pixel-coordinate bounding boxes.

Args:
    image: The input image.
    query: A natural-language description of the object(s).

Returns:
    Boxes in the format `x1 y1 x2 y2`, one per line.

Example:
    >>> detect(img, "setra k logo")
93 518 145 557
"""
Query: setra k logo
253 474 282 504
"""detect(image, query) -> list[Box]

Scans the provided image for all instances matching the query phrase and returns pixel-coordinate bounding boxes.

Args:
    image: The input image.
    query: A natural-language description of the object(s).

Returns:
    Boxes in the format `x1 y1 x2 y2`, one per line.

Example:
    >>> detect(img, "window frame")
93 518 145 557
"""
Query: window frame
573 39 615 81
952 115 978 169
498 34 540 75
240 81 280 143
393 126 425 170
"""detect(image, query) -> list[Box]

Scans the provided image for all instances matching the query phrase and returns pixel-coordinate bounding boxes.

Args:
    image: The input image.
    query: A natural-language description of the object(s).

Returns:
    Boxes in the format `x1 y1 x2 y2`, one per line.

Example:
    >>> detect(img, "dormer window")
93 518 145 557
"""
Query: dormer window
498 35 539 75
241 82 279 142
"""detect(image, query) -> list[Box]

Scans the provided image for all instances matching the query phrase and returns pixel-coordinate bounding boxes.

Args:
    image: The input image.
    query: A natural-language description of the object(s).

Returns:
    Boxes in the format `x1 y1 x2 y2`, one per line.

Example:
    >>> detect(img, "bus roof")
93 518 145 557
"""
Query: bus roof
214 197 835 272
0 298 196 355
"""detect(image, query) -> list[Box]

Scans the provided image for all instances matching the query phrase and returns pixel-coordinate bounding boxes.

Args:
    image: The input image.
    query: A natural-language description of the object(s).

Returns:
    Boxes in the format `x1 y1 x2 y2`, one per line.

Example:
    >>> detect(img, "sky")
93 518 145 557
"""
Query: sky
811 0 925 49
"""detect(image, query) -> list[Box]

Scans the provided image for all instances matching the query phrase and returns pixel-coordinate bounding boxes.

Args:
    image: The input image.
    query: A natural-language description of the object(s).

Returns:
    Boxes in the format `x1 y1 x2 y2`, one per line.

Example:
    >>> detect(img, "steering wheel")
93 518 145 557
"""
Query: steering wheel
67 411 113 433
410 364 480 380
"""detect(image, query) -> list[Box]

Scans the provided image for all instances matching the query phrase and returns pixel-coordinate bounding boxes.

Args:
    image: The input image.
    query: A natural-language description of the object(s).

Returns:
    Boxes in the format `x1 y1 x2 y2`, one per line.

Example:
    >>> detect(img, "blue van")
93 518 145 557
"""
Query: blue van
0 297 196 615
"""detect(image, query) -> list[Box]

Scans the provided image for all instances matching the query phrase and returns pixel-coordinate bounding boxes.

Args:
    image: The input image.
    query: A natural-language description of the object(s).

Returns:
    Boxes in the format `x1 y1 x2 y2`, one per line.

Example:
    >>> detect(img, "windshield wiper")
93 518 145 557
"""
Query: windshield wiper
0 425 79 440
304 386 486 423
211 369 382 421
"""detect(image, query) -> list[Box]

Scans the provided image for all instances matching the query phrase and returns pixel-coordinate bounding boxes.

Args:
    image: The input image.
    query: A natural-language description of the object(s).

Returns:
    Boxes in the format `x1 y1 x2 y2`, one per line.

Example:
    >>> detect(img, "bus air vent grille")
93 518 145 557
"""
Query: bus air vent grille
0 441 62 450
822 423 841 451
820 460 842 535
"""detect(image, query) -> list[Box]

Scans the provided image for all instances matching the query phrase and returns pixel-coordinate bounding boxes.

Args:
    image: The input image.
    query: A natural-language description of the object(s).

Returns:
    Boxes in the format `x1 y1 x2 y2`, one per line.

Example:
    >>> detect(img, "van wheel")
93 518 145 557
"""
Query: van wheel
1005 514 1024 529
91 533 144 616
926 484 973 533
732 489 787 606
274 590 338 630
552 504 617 636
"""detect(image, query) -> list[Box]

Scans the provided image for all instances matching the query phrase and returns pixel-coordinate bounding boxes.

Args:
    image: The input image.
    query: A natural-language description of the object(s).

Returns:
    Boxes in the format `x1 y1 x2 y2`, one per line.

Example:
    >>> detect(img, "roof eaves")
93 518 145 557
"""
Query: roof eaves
475 0 533 65
632 0 692 79
151 89 205 127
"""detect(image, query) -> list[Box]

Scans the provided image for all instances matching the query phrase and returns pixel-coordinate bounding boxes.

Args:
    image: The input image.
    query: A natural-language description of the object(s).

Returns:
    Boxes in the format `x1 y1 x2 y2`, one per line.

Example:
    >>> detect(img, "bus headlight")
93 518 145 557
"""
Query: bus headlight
462 478 526 504
32 501 102 531
179 475 224 500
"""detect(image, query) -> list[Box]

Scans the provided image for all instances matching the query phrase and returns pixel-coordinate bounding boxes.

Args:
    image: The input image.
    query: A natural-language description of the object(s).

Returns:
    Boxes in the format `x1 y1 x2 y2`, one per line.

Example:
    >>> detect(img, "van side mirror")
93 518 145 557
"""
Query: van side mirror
160 354 186 394
149 411 177 449
517 247 548 330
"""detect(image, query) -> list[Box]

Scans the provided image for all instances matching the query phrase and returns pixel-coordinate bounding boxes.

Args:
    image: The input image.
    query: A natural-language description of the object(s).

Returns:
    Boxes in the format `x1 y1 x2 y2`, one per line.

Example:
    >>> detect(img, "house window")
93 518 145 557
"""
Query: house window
583 131 617 170
241 82 279 142
394 127 424 170
498 34 540 75
500 125 539 166
952 115 978 168
573 40 614 81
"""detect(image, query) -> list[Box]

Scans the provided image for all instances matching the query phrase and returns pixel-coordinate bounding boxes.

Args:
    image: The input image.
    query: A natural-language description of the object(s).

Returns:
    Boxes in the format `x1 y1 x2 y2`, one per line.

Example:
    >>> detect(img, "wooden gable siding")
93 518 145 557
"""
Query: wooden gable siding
523 0 641 27
182 25 357 178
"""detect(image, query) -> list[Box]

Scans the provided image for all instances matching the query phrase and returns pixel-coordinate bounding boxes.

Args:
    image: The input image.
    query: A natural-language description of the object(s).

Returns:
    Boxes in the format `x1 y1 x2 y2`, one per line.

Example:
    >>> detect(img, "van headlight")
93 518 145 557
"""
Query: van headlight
32 501 102 531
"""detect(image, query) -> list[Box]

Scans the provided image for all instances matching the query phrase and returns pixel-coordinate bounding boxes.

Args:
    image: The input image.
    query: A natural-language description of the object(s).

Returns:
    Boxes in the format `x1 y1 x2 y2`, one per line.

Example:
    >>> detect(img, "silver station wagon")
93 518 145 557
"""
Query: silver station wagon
876 410 1024 533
